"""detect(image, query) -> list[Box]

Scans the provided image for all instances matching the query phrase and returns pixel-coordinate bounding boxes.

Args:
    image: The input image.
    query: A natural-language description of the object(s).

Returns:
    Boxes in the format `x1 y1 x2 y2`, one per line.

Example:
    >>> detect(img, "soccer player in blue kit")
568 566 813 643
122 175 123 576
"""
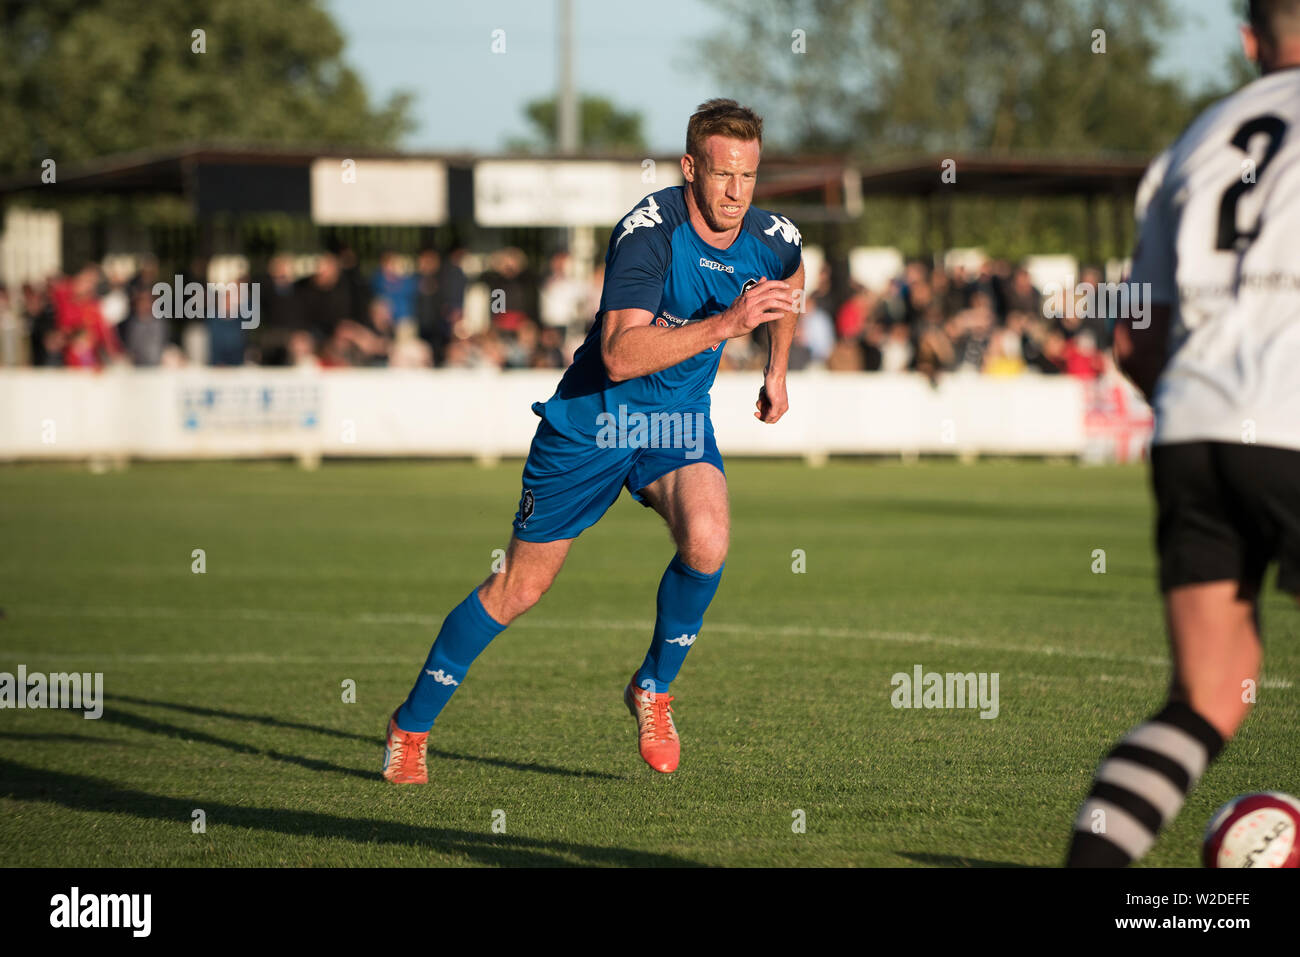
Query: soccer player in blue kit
383 99 804 780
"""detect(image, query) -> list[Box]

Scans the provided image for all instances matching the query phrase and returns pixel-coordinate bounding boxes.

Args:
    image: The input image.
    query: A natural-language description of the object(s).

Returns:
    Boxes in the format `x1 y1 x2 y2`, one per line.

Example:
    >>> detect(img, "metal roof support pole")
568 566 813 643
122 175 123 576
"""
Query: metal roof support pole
1084 191 1099 267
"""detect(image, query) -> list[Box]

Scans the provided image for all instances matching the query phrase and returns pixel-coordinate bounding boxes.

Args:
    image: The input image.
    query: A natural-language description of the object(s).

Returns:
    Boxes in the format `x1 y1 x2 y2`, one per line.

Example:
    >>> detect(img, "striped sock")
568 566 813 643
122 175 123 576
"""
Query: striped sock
1067 701 1225 867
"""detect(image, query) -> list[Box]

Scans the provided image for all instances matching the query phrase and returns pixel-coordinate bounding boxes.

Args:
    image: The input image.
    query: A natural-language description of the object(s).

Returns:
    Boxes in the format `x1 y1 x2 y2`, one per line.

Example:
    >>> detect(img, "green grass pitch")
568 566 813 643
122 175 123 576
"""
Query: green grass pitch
1 458 1296 867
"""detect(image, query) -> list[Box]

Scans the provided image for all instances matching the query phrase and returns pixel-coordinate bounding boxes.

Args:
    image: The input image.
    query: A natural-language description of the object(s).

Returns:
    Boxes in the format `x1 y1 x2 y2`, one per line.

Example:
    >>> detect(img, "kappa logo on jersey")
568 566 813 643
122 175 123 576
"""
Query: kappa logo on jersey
665 633 698 647
616 195 663 246
699 257 734 273
763 214 801 247
423 668 458 686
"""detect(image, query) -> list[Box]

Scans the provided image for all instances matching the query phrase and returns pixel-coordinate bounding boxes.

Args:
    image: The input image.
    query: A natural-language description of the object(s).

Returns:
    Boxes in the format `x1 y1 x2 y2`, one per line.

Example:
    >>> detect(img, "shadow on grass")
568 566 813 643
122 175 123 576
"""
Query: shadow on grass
0 757 703 867
897 851 1035 868
103 693 623 781
425 747 623 780
105 693 374 742
94 704 377 782
0 731 114 744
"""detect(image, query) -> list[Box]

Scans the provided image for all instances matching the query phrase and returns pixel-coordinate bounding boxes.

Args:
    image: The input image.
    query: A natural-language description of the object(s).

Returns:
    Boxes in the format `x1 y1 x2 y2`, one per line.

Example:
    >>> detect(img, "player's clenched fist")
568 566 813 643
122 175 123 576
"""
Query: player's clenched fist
721 277 795 338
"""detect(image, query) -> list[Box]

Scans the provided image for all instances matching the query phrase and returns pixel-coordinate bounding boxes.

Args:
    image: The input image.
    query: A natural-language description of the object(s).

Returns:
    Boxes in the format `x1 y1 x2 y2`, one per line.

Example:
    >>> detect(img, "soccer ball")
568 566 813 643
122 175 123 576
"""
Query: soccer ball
1202 792 1300 868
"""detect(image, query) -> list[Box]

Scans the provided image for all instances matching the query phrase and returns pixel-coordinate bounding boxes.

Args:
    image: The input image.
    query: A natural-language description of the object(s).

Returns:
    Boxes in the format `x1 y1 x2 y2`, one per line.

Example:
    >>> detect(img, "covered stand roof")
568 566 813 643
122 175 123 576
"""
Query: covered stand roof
0 147 1151 262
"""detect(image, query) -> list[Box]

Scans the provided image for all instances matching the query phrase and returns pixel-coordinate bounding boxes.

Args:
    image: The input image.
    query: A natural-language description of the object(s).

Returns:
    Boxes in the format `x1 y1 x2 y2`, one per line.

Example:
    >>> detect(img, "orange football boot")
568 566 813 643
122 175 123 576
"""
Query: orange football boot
624 672 679 773
382 709 429 784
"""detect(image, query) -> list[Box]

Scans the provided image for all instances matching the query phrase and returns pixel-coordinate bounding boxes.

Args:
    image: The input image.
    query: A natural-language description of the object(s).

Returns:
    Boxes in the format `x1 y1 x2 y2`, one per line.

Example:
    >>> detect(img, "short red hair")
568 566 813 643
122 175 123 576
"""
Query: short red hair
686 99 763 164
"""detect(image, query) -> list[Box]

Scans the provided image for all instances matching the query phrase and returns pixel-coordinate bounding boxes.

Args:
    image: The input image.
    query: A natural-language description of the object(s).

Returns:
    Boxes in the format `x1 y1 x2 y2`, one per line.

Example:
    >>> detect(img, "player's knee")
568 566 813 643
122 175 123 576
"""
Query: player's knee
505 576 550 616
680 520 728 574
478 570 550 624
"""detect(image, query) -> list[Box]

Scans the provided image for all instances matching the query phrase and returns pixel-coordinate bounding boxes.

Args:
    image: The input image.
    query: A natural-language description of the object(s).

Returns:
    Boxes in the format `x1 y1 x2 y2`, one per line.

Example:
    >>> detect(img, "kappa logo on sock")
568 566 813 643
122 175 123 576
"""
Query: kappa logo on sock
424 669 459 686
665 633 698 647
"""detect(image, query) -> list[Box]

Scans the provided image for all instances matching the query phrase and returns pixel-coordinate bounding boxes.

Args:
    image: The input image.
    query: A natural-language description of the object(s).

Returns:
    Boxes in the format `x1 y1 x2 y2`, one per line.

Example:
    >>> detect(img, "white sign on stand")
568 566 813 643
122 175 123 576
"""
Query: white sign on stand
474 160 683 227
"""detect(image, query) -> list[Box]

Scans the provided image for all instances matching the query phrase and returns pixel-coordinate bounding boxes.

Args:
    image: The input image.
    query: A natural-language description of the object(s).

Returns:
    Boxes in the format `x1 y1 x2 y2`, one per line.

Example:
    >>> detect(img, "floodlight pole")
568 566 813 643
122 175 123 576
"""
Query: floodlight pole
557 0 578 155
557 0 590 282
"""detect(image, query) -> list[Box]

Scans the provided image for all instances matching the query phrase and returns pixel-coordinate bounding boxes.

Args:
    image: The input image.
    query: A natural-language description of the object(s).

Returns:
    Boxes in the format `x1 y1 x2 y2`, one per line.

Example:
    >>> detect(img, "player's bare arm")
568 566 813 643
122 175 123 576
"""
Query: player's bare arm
601 277 795 382
1113 301 1171 402
756 259 803 423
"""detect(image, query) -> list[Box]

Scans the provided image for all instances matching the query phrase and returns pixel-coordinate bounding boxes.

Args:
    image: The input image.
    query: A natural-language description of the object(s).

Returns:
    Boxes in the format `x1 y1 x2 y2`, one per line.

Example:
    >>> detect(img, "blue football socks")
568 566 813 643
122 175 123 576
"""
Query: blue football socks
635 554 723 694
396 587 505 733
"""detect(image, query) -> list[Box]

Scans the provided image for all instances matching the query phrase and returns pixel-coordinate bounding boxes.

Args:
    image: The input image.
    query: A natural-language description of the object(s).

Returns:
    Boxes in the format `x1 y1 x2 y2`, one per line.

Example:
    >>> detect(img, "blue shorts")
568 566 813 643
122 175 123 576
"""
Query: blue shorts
511 403 724 542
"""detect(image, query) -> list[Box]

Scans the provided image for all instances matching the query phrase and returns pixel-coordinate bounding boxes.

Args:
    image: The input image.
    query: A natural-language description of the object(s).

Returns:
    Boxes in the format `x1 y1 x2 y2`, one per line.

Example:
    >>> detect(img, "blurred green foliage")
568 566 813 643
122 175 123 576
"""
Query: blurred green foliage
505 95 648 153
701 0 1253 260
0 0 414 178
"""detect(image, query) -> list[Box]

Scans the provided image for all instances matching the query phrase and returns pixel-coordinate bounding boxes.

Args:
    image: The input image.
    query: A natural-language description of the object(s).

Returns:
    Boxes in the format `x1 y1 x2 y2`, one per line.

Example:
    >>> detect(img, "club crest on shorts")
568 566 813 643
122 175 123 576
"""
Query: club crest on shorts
519 488 535 524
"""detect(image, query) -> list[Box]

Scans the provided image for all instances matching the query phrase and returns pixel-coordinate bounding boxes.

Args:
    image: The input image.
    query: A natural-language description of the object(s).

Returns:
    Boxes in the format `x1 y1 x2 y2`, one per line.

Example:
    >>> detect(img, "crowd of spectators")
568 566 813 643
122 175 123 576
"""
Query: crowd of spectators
0 249 1115 381
795 258 1113 381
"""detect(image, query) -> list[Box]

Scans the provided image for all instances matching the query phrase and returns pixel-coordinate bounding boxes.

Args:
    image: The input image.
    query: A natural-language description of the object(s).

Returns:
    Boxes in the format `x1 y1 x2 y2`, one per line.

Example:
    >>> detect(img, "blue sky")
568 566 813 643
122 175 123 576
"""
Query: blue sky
324 0 1245 154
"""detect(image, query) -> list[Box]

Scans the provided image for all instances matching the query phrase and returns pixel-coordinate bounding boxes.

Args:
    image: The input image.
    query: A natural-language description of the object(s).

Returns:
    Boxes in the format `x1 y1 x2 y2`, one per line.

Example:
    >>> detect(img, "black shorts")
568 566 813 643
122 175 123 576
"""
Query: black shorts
1151 441 1300 600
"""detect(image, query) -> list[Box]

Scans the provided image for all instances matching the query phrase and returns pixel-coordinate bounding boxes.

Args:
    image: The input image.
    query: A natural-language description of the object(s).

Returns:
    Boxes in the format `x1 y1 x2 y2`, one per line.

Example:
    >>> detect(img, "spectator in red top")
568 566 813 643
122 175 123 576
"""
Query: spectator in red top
835 284 874 339
50 264 122 369
1061 331 1105 379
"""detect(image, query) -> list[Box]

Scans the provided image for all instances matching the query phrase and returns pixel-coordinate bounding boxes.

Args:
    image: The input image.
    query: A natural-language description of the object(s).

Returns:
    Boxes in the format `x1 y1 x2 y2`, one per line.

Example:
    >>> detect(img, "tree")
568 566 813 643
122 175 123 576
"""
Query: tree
0 0 414 177
694 0 1251 262
505 95 647 153
699 0 1204 157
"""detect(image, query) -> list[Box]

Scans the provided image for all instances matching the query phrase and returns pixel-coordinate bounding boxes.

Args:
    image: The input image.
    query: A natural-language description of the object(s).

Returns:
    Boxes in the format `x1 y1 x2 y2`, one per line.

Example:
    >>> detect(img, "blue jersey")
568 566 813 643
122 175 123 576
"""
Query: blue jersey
534 185 802 437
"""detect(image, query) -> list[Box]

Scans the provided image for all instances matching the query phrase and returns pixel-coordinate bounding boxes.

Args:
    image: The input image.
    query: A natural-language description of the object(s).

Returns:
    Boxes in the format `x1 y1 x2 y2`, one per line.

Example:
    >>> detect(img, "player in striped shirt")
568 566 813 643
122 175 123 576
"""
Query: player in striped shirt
1069 0 1300 866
